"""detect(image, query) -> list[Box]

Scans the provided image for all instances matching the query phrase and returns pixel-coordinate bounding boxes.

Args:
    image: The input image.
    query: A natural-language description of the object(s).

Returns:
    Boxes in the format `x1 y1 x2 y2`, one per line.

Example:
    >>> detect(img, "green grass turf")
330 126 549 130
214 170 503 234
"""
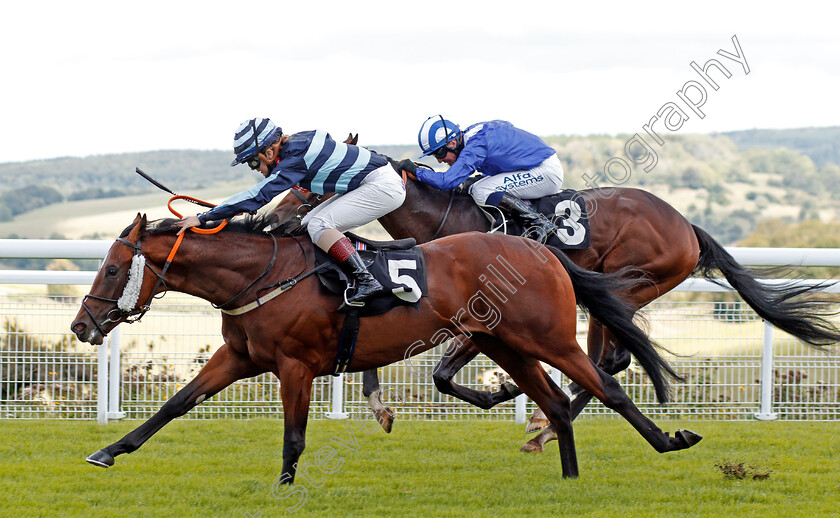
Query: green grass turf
0 418 837 517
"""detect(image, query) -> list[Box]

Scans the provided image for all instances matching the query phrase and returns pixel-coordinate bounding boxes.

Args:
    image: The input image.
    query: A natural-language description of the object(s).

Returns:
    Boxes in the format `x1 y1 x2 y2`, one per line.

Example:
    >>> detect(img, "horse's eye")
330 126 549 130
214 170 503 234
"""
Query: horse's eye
106 266 119 277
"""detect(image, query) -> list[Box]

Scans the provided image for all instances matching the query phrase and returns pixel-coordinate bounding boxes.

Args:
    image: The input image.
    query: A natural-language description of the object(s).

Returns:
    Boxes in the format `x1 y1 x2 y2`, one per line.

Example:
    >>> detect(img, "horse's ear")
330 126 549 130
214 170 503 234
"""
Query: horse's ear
130 212 144 231
126 213 147 241
345 133 358 146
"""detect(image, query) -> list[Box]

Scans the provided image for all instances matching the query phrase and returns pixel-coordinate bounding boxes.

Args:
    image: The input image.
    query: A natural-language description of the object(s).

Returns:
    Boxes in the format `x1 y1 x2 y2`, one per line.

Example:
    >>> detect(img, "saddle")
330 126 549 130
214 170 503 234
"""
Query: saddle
314 232 428 318
484 189 591 249
313 233 428 376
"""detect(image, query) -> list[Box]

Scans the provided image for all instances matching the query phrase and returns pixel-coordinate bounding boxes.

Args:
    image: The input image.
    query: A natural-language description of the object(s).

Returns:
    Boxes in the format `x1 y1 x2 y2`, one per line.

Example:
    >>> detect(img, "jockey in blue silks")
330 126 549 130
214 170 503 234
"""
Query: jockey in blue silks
175 117 406 307
413 116 565 242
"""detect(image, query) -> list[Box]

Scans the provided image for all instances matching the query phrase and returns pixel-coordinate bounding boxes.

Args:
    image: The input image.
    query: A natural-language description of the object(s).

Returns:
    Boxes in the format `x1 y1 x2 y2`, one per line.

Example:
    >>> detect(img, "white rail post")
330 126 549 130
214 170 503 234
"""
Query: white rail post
325 373 349 419
754 320 778 420
515 393 527 424
96 342 108 425
107 326 126 420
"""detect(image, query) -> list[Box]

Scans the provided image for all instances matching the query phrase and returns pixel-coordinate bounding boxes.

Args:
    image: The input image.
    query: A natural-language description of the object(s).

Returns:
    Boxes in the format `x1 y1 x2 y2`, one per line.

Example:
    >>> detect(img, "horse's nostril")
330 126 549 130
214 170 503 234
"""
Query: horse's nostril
72 321 86 334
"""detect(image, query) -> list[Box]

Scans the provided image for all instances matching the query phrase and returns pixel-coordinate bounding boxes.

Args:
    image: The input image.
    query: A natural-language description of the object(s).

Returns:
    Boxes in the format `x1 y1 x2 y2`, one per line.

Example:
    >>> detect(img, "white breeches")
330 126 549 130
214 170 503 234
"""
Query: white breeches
469 154 565 205
302 164 406 243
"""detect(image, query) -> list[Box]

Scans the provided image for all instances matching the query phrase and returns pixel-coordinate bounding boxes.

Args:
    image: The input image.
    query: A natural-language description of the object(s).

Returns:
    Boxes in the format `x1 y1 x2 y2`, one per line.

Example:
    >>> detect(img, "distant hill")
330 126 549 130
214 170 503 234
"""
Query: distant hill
2 127 840 246
0 145 432 197
0 149 235 195
720 126 840 166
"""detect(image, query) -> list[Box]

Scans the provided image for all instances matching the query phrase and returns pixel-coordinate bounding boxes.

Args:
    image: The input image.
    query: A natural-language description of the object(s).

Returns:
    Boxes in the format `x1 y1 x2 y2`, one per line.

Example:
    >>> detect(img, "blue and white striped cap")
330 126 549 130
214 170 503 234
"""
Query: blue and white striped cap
230 118 283 166
417 115 460 158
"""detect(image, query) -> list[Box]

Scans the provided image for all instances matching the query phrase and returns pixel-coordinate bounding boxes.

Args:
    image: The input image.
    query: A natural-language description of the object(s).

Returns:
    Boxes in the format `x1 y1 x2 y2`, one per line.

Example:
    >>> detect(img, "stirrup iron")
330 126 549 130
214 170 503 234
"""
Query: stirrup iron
342 285 366 308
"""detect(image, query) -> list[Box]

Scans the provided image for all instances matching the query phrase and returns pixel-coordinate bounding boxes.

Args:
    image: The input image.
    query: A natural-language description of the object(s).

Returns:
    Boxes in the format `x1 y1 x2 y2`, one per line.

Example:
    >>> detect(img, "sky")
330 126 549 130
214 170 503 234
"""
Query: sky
1 1 838 164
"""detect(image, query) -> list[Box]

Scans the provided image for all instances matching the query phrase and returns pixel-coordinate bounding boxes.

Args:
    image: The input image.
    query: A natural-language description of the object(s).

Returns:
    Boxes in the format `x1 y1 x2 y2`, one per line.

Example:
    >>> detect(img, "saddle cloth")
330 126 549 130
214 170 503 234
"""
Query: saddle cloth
488 189 591 249
314 233 428 317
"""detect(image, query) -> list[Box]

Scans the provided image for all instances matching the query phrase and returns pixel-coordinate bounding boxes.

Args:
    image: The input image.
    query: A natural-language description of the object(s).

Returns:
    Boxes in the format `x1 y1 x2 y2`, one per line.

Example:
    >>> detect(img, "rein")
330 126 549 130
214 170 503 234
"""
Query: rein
431 190 456 241
219 235 331 316
401 164 454 241
83 194 333 333
81 196 230 334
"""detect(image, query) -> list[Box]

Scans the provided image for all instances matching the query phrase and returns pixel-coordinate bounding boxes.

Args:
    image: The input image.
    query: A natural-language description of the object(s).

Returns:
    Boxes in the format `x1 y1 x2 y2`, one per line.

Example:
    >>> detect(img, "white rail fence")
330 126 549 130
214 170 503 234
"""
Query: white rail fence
1 239 838 424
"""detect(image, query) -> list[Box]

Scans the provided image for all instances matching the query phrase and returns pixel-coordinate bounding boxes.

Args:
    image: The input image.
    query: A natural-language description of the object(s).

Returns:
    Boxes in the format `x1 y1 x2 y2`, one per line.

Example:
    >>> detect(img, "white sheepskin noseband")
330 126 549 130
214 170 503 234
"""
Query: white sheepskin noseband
117 254 146 311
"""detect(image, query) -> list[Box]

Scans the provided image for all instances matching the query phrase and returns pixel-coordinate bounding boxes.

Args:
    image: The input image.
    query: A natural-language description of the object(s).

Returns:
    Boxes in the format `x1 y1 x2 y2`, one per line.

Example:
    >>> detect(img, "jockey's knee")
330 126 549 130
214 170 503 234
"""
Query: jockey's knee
308 224 326 244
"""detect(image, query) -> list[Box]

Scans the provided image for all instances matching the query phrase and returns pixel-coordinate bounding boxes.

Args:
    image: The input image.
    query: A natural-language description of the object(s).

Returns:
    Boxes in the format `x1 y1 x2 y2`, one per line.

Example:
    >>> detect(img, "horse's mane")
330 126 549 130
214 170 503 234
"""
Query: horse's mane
119 213 307 239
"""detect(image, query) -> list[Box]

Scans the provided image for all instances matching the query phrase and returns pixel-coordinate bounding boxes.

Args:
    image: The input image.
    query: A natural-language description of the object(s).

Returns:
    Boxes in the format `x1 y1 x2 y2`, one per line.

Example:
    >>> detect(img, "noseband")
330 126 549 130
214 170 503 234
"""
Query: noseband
80 237 169 339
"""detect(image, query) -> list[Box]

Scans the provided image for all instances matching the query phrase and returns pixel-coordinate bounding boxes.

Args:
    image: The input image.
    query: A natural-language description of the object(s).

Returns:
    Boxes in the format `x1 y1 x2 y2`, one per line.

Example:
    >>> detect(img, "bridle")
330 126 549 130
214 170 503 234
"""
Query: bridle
289 185 323 220
80 195 229 338
79 236 170 339
79 195 327 337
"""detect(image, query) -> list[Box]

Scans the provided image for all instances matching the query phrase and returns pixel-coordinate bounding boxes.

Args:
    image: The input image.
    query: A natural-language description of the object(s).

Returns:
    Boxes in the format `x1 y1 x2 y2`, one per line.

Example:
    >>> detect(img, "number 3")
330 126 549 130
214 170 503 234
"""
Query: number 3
553 200 587 246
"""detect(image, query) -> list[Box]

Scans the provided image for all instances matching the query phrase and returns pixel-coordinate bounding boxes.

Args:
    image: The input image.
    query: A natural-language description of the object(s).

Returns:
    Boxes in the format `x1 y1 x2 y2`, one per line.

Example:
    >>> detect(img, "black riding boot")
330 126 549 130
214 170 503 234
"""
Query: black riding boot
342 251 383 306
328 237 383 308
497 192 557 243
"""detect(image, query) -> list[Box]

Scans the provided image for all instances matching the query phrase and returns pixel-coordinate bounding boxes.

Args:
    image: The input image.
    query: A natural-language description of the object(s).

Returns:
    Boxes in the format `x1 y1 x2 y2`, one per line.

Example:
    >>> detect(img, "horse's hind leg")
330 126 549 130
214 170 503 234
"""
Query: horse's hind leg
362 369 394 433
471 335 579 478
522 323 621 451
594 366 701 452
546 347 701 454
525 281 682 451
86 343 264 468
432 336 522 409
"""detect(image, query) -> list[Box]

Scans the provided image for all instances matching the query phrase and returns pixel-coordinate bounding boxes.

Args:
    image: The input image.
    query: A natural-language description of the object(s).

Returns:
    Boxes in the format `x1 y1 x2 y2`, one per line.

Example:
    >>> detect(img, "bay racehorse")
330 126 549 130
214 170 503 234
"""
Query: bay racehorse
71 213 701 481
271 167 840 451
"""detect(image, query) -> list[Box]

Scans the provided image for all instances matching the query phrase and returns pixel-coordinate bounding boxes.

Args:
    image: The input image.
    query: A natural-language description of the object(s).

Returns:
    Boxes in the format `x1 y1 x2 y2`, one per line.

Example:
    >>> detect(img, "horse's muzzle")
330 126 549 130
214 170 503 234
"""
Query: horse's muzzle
70 320 104 345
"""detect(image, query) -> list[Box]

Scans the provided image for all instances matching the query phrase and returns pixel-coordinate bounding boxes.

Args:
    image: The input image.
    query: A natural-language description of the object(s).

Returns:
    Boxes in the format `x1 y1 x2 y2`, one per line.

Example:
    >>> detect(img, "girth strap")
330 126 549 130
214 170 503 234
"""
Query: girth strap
332 308 361 376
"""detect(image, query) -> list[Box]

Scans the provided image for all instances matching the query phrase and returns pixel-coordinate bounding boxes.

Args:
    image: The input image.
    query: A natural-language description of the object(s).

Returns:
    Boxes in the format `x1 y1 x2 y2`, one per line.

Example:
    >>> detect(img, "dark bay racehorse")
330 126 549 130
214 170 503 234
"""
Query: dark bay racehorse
271 170 840 451
71 214 701 480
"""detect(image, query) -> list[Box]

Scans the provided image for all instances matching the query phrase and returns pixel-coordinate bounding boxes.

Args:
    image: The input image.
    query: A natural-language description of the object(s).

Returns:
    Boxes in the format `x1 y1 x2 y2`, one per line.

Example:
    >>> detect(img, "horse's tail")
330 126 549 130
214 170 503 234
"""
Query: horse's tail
692 224 840 347
546 245 681 404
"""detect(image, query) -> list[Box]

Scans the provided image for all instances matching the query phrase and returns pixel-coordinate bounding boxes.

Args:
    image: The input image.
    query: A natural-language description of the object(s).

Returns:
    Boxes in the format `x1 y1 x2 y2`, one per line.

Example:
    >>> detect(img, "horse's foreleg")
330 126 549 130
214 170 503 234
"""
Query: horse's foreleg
362 369 394 433
277 360 315 485
86 343 264 468
432 337 522 410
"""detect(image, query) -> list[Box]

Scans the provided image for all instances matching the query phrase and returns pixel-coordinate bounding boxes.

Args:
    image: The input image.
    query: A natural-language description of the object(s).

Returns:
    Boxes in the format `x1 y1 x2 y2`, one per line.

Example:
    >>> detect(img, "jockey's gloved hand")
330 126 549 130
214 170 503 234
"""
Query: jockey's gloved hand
396 159 417 175
454 174 484 195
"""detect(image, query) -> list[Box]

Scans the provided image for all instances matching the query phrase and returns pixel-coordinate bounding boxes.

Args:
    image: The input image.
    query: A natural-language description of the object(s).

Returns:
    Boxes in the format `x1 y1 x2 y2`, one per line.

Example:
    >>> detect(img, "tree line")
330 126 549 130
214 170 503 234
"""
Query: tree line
1 128 839 245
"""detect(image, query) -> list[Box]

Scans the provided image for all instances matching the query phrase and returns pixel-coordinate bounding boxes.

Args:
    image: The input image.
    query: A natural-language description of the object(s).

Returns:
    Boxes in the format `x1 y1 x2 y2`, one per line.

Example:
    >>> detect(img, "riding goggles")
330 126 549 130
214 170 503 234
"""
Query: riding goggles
432 146 450 160
247 156 262 170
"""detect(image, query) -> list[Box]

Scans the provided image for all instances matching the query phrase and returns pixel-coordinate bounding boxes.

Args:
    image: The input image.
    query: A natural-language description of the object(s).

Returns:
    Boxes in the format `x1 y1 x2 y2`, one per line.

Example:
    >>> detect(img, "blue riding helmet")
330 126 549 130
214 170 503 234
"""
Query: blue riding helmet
417 115 461 157
230 118 283 166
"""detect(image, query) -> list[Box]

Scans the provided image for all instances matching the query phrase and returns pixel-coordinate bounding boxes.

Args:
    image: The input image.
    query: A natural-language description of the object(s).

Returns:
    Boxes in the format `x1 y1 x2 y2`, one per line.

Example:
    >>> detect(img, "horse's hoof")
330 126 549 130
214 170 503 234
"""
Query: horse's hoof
525 417 549 434
86 449 115 468
675 429 703 448
520 440 544 454
375 408 394 434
